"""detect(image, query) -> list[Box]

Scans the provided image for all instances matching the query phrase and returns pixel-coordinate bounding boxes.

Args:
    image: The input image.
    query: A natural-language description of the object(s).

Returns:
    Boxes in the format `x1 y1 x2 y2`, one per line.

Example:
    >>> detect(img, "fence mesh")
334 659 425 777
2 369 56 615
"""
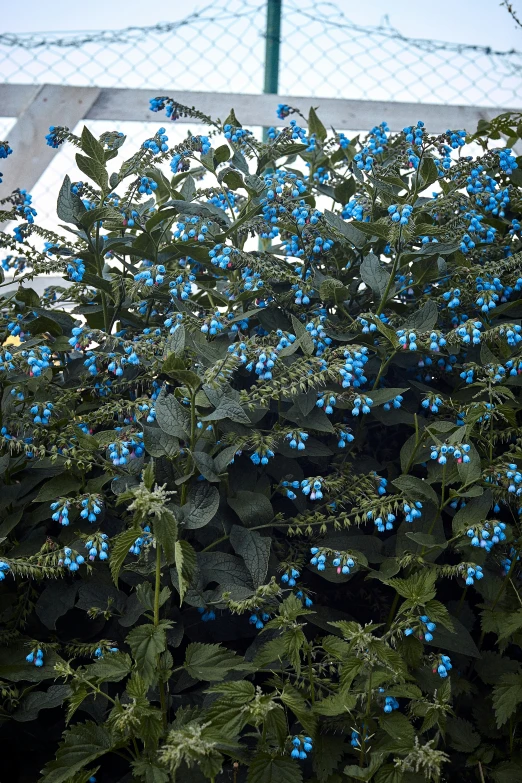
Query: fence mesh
2 0 522 105
1 0 521 226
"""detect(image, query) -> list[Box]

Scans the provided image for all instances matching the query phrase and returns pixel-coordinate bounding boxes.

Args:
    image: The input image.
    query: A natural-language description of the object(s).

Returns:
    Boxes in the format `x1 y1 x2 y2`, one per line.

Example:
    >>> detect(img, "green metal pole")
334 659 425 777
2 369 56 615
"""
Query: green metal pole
263 0 282 142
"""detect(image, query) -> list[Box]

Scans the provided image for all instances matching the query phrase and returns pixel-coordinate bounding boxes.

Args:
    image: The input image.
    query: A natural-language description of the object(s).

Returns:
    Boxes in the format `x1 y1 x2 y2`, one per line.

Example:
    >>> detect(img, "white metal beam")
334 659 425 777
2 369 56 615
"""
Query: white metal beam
0 84 100 197
0 83 518 135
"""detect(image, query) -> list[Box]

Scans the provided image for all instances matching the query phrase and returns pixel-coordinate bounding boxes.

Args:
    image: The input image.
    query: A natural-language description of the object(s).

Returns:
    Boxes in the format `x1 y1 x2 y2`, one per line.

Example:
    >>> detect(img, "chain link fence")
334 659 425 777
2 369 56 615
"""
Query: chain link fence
1 0 521 224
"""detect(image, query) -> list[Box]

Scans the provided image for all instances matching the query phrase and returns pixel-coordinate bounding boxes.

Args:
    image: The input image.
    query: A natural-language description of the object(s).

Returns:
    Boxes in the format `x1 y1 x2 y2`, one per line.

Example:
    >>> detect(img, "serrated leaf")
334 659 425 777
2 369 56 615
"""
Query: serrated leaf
493 672 522 727
86 652 132 682
127 623 168 686
153 510 178 565
174 539 197 603
183 642 247 681
230 525 271 587
40 722 114 783
247 755 303 783
110 526 142 585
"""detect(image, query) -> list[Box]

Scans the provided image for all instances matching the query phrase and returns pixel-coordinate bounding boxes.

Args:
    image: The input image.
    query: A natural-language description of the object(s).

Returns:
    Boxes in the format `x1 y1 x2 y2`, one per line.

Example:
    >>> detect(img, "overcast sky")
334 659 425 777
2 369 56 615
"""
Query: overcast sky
2 0 522 51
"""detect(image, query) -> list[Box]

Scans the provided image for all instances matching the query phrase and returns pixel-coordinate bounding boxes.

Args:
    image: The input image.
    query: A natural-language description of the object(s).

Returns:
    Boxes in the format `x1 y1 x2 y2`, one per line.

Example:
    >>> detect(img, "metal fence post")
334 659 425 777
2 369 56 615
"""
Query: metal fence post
262 0 282 141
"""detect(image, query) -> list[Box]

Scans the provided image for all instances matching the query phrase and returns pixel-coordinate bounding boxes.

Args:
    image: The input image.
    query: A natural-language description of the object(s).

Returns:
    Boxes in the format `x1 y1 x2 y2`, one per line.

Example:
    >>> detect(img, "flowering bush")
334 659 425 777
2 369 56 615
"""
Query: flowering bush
0 102 522 782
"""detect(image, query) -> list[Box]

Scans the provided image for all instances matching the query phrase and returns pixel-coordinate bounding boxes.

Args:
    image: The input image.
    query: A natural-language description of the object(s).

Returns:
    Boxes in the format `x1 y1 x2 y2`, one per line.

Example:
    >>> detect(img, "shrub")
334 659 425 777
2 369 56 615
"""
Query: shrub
0 102 522 782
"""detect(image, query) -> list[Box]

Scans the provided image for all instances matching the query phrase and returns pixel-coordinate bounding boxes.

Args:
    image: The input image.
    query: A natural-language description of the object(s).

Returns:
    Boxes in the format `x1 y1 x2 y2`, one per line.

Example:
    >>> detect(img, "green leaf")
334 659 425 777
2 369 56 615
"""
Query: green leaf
57 174 86 225
446 716 480 752
35 583 78 630
228 491 273 528
132 759 170 783
492 672 522 727
401 300 438 333
247 755 303 783
174 539 197 603
153 510 178 565
13 684 70 723
214 444 240 473
0 645 65 683
155 389 190 438
80 126 105 164
360 252 390 297
127 622 168 685
324 209 366 248
230 525 271 587
308 107 327 142
86 652 132 682
110 526 142 585
34 474 81 503
40 722 113 783
369 387 410 407
165 324 185 356
182 483 219 529
200 397 251 424
76 153 108 190
392 475 438 505
452 490 492 536
162 355 201 388
193 451 220 482
183 642 247 681
142 425 179 458
290 315 314 356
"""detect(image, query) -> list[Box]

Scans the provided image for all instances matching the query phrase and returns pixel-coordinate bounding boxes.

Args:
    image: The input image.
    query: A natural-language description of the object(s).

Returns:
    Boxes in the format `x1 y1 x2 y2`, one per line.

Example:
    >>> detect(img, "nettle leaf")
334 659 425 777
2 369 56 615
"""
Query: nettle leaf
127 622 169 685
155 389 190 438
40 722 114 783
230 525 271 587
86 652 132 683
183 642 249 681
247 754 303 783
182 483 219 529
110 526 143 585
174 539 197 603
153 509 178 564
492 672 522 727
228 490 273 528
446 716 480 752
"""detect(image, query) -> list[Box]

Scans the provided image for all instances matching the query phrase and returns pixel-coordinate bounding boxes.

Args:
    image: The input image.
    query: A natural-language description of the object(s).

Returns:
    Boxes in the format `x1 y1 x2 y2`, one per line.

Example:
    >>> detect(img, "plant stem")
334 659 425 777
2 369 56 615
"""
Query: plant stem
307 646 315 704
385 591 400 631
154 545 167 730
